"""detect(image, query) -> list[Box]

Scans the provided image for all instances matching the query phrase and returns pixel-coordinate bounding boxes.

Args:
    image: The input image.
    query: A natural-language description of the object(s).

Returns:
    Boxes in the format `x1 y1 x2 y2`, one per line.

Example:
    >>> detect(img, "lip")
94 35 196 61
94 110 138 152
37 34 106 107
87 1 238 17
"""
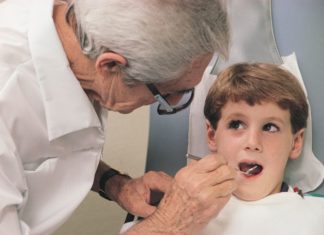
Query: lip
240 171 262 178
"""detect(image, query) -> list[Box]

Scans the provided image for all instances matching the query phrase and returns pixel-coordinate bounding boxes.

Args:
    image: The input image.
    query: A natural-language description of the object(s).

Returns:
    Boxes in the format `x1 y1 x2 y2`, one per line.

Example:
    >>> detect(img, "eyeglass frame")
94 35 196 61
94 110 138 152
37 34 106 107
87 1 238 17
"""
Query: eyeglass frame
145 83 195 115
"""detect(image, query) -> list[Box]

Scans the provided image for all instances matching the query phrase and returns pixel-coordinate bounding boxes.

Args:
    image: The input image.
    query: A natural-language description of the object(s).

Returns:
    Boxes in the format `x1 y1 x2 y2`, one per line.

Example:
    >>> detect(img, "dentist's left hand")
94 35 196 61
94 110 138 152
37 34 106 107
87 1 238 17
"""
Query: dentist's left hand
107 170 173 217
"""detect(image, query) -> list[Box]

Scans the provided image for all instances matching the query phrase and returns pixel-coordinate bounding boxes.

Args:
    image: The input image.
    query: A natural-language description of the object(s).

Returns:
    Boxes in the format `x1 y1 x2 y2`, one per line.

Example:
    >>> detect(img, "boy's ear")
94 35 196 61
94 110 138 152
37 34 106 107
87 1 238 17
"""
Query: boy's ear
206 120 218 152
95 52 127 78
290 128 305 160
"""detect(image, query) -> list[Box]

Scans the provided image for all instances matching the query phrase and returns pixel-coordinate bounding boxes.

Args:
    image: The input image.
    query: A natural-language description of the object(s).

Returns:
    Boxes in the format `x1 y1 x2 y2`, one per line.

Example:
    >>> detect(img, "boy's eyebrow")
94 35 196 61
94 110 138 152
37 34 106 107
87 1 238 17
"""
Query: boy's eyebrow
264 116 285 125
224 112 246 120
224 113 286 124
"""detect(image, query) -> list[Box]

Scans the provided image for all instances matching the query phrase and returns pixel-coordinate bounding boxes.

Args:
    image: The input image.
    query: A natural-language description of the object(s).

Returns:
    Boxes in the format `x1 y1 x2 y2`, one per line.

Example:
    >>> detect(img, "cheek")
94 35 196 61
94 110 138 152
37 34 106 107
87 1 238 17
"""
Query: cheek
183 63 210 86
264 135 293 162
214 133 239 162
220 146 238 162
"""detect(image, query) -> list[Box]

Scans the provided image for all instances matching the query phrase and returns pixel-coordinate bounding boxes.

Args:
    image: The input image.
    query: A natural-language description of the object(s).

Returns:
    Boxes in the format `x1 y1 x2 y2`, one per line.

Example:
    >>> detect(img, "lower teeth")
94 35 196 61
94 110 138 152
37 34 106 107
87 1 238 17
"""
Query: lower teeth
239 163 262 175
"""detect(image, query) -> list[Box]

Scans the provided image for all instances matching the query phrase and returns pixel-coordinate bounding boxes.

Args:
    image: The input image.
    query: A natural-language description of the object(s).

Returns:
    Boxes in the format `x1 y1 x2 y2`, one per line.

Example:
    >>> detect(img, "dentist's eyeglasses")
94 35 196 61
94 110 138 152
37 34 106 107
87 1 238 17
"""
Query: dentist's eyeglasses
146 83 195 115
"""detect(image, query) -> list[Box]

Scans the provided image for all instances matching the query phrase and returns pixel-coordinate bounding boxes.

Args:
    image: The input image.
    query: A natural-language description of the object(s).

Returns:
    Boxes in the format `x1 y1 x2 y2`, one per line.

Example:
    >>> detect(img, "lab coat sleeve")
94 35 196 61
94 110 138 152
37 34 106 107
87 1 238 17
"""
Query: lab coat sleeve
0 125 30 235
0 206 28 235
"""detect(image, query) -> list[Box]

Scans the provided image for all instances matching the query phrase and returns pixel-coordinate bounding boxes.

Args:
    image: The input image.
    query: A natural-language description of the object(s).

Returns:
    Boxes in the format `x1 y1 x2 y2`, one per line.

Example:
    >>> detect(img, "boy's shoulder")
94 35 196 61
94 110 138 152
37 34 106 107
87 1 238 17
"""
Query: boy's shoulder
304 193 324 205
302 193 324 217
305 193 324 198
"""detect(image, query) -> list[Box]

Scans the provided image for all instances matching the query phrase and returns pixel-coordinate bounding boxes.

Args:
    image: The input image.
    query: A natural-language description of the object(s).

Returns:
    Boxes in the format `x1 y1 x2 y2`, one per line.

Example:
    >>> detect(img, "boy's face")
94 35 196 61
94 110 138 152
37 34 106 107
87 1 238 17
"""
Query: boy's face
207 101 305 201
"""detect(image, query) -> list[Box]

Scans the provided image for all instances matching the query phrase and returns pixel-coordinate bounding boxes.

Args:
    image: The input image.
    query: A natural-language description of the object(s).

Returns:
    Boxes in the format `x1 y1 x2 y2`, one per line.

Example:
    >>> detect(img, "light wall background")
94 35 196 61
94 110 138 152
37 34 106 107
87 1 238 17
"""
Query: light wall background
54 106 150 235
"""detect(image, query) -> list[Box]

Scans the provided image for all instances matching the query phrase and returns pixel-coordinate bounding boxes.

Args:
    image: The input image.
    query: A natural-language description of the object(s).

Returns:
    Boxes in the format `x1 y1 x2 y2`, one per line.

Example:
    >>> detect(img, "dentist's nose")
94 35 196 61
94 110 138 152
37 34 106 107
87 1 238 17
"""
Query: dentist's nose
245 129 262 152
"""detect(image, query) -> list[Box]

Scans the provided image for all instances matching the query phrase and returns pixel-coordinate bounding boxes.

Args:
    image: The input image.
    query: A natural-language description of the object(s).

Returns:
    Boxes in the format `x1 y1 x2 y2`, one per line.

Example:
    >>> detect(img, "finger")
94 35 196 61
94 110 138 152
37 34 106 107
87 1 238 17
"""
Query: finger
177 166 237 199
132 178 151 203
204 164 237 187
199 178 237 202
185 164 237 192
142 171 173 193
175 155 228 183
131 200 157 218
194 154 228 173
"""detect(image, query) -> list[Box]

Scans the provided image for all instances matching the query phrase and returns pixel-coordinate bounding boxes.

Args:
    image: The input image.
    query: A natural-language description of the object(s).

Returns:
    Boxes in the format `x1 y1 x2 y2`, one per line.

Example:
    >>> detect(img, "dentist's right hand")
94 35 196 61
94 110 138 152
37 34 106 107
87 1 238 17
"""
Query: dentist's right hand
124 153 237 235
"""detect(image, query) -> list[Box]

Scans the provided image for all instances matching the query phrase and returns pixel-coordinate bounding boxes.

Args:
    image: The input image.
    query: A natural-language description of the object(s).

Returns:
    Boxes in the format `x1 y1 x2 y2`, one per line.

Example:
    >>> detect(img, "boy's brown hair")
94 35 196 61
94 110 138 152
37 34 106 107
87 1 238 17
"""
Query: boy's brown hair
204 63 308 134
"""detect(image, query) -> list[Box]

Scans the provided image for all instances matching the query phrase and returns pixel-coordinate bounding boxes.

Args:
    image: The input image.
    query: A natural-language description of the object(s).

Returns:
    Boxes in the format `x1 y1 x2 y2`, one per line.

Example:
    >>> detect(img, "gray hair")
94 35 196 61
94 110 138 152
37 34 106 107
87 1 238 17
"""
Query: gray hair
66 0 229 84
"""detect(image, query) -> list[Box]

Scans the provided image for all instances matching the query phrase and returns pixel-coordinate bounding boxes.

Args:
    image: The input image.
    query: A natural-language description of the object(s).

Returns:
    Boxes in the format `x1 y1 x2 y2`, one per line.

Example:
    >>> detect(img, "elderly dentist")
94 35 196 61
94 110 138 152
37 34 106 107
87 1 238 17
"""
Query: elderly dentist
0 0 236 234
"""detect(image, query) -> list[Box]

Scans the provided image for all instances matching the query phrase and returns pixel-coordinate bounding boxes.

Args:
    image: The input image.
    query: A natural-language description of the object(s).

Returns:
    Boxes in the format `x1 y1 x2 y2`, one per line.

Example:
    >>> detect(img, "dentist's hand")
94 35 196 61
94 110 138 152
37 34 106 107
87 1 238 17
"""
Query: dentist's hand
109 171 173 217
124 153 237 235
93 160 172 218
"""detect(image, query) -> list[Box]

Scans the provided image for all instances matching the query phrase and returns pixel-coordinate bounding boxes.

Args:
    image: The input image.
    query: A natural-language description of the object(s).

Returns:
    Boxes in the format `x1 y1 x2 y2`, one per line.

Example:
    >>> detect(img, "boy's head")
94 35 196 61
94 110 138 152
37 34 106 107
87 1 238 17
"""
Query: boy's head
204 63 308 134
204 63 309 201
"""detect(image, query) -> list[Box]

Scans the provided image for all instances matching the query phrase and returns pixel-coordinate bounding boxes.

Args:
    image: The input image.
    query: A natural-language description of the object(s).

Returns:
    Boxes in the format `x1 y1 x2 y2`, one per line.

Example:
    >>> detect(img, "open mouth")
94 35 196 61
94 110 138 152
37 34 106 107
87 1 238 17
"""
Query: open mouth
239 162 263 176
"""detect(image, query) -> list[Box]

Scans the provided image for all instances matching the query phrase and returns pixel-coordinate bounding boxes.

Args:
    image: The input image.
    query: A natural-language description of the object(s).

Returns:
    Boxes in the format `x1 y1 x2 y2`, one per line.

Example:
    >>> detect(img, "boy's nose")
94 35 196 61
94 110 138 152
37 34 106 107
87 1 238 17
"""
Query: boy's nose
244 130 262 152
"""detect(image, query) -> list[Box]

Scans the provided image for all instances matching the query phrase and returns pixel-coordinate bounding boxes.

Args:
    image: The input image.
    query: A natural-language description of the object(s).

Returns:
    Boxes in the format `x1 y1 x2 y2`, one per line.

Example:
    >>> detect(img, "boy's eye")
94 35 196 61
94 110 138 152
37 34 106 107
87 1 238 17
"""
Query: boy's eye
228 120 244 130
263 123 279 132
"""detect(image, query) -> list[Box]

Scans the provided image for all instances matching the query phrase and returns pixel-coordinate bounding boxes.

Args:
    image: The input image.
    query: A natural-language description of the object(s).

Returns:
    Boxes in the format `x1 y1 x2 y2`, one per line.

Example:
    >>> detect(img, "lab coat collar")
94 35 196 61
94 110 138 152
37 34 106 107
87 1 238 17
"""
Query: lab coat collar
28 0 102 141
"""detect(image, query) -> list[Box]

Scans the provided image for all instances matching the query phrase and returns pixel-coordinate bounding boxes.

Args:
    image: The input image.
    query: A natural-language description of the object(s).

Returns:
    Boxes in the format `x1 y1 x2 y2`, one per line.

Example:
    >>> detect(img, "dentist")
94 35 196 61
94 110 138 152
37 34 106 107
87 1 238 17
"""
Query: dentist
0 0 236 234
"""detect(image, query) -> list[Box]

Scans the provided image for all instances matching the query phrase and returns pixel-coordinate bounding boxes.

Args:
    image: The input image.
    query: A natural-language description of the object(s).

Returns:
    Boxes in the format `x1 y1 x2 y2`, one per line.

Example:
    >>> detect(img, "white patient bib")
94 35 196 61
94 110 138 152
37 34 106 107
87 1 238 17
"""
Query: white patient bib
120 192 324 235
201 192 324 235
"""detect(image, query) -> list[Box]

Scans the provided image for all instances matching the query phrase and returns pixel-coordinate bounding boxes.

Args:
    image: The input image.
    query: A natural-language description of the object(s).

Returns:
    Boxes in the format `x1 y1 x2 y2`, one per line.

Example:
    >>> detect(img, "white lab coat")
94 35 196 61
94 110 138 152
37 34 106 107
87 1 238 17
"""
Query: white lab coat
0 0 105 234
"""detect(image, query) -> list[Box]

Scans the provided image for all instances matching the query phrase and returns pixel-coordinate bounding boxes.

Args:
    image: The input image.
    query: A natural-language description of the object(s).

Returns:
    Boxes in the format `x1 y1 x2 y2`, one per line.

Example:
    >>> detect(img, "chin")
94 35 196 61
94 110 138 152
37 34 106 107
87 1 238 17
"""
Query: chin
118 109 134 114
107 106 135 114
233 190 268 201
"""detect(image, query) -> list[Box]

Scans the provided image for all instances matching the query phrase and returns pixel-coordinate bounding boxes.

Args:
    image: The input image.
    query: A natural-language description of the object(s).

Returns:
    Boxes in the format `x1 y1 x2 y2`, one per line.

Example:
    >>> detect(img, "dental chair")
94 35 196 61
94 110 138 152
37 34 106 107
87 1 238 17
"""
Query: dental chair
145 0 324 192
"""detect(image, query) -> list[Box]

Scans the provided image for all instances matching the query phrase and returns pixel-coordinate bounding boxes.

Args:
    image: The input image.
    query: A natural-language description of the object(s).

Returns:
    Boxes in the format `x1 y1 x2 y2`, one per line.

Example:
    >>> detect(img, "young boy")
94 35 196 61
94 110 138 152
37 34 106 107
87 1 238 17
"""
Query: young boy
200 63 324 235
120 63 324 235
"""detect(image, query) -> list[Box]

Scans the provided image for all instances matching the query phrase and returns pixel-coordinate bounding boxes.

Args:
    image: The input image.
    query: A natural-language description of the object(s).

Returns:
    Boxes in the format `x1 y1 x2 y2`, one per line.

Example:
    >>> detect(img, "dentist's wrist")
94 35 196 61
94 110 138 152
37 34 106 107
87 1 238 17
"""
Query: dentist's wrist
99 168 131 201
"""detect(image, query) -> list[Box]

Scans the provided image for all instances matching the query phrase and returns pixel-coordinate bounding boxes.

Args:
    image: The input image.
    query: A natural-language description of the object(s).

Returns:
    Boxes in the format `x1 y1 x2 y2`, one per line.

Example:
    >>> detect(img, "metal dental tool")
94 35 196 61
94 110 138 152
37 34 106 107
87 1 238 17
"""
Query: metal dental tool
186 154 257 176
237 165 258 176
186 153 202 161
